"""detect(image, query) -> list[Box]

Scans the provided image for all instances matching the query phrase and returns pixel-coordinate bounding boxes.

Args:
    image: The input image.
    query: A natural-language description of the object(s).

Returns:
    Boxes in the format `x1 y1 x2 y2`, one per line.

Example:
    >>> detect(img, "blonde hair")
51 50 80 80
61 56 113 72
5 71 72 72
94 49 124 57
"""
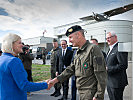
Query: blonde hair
2 33 21 54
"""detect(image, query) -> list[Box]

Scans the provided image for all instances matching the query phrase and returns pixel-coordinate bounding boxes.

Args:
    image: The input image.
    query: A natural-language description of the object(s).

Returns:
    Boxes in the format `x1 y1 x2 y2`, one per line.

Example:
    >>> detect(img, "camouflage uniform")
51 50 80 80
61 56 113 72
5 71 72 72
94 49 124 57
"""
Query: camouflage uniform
50 47 61 89
42 48 47 65
50 47 60 78
57 41 107 100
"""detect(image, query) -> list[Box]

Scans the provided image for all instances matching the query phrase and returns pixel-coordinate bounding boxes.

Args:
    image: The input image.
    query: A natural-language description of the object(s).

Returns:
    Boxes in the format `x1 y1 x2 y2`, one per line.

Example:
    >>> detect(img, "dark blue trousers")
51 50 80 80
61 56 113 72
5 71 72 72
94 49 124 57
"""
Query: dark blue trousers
71 75 77 100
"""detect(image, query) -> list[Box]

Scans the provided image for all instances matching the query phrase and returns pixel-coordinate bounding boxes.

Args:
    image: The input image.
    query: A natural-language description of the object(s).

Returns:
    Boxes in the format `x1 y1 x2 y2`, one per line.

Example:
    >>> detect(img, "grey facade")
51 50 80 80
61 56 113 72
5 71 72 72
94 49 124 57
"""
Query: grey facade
22 36 55 57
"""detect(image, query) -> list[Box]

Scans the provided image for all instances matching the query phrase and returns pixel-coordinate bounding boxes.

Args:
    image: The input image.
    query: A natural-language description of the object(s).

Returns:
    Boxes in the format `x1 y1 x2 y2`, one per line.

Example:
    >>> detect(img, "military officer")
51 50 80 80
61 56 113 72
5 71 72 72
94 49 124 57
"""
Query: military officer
50 38 61 97
49 25 107 100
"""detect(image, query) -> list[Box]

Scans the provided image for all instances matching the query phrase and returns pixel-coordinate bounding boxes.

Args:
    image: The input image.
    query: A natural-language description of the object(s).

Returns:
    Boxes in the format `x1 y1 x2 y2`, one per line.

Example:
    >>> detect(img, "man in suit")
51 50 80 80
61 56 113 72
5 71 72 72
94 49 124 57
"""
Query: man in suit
106 32 128 100
56 40 73 100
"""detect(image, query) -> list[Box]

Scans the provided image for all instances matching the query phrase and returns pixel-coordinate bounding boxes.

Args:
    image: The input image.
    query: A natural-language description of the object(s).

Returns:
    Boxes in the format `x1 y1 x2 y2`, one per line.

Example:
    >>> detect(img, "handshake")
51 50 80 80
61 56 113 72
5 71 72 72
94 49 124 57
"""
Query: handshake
45 78 59 90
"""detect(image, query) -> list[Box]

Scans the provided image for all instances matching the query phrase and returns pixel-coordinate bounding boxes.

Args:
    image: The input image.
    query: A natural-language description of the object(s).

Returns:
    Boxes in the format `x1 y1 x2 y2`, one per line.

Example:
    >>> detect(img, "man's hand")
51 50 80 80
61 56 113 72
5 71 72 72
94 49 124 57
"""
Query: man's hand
93 97 97 100
48 78 59 87
106 66 108 70
56 72 58 76
45 79 53 90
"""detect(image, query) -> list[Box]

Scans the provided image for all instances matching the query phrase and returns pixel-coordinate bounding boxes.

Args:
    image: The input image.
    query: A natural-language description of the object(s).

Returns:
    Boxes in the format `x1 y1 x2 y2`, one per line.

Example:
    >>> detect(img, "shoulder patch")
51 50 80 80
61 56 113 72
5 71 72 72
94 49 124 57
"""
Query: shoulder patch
95 57 102 65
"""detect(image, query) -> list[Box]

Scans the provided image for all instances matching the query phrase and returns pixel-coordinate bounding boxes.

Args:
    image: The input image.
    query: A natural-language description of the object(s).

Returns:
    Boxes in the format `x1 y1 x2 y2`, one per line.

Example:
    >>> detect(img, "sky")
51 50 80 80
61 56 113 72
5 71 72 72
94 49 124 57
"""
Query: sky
0 0 133 42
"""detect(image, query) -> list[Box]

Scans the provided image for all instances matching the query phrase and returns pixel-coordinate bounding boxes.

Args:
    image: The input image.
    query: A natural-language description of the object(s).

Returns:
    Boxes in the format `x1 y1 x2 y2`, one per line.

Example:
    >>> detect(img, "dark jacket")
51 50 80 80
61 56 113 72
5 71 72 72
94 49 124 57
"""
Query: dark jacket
106 43 128 88
56 48 73 74
19 53 34 70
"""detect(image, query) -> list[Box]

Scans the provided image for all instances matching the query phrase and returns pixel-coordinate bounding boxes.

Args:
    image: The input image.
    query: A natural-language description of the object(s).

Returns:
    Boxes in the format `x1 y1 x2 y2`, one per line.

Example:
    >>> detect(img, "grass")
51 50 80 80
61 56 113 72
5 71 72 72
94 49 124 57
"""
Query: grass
32 64 51 82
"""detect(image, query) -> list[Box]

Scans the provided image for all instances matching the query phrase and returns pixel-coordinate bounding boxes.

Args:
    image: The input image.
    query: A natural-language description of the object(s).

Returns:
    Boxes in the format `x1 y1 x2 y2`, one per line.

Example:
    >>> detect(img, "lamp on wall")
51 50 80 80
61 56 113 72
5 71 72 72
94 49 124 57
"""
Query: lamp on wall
104 30 106 52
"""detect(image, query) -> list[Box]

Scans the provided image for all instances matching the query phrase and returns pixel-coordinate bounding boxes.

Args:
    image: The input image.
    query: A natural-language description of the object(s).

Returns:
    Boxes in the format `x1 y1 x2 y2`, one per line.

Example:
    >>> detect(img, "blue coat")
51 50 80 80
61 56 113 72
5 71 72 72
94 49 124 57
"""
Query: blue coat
0 53 48 100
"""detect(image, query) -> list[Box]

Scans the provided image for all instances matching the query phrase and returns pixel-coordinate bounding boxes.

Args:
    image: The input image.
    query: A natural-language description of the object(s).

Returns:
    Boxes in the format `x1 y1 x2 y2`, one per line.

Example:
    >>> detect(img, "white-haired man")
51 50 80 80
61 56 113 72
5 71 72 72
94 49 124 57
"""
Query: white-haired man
106 32 128 100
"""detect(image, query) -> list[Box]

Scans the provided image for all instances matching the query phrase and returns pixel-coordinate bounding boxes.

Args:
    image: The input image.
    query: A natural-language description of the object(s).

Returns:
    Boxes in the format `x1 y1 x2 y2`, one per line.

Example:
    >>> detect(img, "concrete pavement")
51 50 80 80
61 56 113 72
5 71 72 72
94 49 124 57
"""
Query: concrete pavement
27 87 110 100
27 87 79 100
32 58 50 65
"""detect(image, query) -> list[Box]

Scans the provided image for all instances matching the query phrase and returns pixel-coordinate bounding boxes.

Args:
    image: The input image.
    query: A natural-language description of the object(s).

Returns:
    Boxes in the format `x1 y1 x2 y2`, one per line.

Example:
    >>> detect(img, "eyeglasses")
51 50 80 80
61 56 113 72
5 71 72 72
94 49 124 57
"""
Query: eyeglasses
61 44 67 45
106 36 114 40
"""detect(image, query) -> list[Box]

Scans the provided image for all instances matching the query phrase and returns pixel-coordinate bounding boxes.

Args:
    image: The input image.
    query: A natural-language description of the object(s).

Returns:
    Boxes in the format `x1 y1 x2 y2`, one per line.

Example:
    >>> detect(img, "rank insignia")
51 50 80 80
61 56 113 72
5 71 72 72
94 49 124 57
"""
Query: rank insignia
68 28 73 32
83 62 88 69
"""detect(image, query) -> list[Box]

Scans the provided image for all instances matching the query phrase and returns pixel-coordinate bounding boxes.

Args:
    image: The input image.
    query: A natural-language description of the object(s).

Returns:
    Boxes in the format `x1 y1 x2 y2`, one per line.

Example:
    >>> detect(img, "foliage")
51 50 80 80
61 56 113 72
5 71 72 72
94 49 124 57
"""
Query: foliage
32 64 51 82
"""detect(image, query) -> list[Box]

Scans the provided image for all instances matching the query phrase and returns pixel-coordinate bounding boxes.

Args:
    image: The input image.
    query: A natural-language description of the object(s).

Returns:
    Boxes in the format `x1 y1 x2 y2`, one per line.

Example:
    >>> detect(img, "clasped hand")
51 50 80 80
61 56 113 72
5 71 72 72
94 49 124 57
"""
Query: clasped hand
45 79 55 90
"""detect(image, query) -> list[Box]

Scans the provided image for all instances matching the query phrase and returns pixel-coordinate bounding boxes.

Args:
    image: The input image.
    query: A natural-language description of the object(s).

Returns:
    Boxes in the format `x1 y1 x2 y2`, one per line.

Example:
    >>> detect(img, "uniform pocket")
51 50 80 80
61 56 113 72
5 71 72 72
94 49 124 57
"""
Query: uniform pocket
79 89 96 100
75 58 83 76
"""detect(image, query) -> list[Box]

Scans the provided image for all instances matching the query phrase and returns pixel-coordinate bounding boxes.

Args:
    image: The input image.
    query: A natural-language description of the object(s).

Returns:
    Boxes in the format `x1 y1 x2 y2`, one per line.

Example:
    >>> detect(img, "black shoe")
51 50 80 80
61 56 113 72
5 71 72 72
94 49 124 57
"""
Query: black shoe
54 92 61 97
58 96 67 100
58 96 63 100
50 92 56 96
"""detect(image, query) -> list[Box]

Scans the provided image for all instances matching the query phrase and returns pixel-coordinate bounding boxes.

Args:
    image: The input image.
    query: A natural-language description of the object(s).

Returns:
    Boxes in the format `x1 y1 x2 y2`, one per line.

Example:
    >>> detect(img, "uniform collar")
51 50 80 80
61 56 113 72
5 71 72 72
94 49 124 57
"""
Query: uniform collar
53 47 59 51
77 40 89 52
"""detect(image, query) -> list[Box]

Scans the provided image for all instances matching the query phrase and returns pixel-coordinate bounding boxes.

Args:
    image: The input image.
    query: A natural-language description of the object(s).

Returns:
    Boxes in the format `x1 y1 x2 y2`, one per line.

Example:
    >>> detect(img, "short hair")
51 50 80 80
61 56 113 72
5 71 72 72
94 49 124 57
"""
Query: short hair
79 29 85 37
91 38 98 43
2 33 21 54
25 44 30 48
61 40 67 44
107 31 116 36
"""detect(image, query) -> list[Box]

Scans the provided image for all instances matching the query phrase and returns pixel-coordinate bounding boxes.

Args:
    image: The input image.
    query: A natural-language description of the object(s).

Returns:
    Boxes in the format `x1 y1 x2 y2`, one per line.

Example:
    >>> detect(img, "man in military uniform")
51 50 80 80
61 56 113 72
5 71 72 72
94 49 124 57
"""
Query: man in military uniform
90 38 106 59
50 38 61 97
42 48 47 65
49 25 107 100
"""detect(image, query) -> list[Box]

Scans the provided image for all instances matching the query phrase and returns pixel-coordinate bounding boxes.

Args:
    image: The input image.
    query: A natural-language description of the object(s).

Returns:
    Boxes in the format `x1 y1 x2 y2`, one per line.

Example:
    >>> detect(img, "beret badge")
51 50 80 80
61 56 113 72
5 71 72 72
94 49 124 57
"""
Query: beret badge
65 25 83 37
68 28 73 32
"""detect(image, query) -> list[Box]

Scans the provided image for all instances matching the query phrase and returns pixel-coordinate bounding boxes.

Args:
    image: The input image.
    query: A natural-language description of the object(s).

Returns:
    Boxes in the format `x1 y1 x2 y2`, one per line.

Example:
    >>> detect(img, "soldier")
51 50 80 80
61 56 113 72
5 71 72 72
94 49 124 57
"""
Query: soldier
42 48 47 65
49 25 107 100
50 38 61 97
90 38 106 59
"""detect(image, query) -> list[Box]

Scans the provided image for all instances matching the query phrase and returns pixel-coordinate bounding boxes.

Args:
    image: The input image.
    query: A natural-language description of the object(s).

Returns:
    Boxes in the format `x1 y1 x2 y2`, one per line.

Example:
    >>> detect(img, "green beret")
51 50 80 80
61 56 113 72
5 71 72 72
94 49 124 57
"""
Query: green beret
53 38 58 42
65 25 83 37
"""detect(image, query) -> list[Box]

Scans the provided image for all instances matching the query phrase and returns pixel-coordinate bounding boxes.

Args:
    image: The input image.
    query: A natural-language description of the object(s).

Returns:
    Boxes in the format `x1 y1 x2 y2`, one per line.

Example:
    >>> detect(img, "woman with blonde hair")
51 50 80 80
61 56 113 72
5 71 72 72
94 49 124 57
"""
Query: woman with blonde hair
0 33 50 100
